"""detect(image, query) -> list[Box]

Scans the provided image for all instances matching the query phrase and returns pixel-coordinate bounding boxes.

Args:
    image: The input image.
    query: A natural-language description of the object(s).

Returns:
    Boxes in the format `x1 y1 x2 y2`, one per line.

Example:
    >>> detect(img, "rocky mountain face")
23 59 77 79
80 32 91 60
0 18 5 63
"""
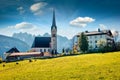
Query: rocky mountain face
12 32 73 53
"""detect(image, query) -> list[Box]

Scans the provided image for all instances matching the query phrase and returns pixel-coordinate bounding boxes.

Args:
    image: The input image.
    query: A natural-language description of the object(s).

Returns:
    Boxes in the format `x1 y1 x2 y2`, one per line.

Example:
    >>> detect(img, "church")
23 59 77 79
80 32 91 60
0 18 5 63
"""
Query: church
31 10 57 55
4 10 58 61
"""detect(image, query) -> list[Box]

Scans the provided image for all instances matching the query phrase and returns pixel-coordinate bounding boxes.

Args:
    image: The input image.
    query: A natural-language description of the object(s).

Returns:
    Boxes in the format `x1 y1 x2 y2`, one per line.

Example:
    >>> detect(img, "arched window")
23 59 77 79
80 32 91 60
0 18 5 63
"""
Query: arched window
48 49 50 52
44 49 46 52
40 49 42 52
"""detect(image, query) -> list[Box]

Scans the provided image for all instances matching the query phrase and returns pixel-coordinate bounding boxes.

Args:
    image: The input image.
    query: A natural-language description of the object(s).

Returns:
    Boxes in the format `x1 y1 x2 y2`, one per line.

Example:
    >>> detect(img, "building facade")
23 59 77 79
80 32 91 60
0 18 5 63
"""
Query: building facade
77 29 114 51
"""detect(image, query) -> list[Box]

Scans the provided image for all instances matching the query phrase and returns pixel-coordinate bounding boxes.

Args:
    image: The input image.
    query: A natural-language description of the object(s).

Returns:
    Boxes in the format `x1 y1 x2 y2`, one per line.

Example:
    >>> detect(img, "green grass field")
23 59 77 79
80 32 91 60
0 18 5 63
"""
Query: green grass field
0 52 120 80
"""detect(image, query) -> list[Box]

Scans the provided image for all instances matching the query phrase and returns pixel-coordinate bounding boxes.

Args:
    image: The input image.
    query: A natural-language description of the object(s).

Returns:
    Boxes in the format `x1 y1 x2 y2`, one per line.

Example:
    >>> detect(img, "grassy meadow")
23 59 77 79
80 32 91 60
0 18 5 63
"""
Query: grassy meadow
0 52 120 80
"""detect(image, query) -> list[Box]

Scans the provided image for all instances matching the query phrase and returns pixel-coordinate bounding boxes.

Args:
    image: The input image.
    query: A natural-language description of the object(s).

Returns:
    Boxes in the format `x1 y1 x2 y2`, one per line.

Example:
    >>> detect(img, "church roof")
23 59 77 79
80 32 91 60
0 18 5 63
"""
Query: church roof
6 47 20 53
32 37 51 48
77 30 113 37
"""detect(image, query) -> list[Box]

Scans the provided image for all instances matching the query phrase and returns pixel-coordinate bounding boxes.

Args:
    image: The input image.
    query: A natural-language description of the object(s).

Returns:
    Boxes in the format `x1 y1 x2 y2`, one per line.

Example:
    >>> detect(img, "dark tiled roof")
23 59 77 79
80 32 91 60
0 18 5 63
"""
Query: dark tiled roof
6 47 20 53
77 30 113 36
32 37 51 48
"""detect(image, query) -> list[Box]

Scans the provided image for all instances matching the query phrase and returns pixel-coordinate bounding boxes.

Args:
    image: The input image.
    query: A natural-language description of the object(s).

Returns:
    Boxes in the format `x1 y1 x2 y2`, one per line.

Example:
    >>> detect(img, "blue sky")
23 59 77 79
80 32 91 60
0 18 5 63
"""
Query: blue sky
0 0 120 39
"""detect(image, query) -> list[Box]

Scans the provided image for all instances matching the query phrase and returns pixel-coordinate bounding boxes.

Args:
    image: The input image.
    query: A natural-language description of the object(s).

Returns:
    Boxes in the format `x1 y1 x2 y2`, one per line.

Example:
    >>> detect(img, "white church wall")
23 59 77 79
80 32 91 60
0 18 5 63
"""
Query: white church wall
32 48 51 52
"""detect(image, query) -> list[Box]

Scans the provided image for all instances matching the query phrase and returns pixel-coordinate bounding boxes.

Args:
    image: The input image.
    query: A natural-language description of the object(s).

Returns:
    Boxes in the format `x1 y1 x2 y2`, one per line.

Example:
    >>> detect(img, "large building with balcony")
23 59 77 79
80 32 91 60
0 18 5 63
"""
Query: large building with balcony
76 29 115 51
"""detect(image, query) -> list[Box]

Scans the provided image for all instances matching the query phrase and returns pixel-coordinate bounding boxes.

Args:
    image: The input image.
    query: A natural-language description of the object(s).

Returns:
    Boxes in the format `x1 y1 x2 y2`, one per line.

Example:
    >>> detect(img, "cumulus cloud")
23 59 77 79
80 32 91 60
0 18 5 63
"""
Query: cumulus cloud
111 30 119 36
6 22 37 33
0 22 50 36
13 22 36 29
17 6 25 15
70 17 95 27
111 30 119 41
99 24 107 30
30 2 47 15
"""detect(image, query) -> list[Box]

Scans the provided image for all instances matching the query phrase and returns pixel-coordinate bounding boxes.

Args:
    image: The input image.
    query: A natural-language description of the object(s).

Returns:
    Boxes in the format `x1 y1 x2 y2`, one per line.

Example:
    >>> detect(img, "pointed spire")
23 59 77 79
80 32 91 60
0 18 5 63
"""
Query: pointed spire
51 9 57 30
52 9 56 26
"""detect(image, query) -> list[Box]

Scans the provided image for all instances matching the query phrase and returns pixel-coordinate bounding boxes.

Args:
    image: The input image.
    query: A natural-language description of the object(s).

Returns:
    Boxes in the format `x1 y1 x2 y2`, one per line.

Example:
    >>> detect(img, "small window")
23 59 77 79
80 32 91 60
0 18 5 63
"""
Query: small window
95 40 97 43
90 41 92 43
48 49 50 52
95 36 97 38
90 36 92 39
40 49 42 52
44 49 46 52
95 45 97 48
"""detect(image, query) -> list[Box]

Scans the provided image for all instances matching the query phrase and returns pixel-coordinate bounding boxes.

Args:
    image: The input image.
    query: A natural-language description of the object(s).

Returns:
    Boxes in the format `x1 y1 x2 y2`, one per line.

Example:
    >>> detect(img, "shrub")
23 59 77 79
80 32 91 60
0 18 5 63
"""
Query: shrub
16 62 19 65
29 59 32 62
115 42 120 51
0 58 2 63
3 64 5 67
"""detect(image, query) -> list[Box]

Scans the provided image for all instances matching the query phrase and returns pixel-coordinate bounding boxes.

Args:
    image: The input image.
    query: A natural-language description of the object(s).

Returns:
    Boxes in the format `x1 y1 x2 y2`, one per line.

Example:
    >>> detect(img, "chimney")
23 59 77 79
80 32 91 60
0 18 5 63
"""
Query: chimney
85 30 88 33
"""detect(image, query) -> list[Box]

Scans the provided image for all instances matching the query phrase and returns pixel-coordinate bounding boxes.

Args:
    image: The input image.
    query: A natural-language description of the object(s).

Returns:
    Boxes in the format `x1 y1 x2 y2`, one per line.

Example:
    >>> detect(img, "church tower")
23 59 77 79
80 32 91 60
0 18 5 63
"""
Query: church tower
51 10 57 54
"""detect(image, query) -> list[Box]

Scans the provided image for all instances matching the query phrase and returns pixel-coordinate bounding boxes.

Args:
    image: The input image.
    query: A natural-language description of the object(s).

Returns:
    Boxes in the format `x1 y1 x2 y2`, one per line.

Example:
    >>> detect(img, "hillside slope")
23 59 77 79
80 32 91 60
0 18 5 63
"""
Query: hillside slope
0 52 120 80
0 35 30 58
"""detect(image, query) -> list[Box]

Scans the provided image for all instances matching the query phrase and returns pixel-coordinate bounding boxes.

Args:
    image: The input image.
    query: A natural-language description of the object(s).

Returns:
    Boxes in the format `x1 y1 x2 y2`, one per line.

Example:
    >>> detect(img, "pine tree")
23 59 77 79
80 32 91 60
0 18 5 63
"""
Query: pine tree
79 32 88 53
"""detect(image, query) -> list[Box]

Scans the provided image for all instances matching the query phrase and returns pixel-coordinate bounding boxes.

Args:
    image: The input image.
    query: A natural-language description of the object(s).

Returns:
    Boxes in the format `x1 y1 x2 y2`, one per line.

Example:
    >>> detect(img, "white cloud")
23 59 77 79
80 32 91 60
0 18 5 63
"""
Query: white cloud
5 22 37 35
34 11 43 15
111 29 119 41
70 17 95 27
17 6 25 15
99 24 107 30
0 22 50 37
30 2 47 15
13 22 35 29
111 30 119 37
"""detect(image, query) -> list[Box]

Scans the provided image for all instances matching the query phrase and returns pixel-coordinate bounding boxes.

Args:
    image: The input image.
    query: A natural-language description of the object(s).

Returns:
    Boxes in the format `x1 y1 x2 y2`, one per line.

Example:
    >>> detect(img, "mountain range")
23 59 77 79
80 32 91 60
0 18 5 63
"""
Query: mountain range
0 35 30 58
0 32 75 59
12 32 74 52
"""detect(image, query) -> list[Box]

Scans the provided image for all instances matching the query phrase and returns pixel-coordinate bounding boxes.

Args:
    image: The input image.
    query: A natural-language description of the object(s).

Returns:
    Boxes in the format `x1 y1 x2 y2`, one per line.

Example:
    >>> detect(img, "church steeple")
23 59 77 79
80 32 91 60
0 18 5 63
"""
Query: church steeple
51 9 57 54
51 9 57 30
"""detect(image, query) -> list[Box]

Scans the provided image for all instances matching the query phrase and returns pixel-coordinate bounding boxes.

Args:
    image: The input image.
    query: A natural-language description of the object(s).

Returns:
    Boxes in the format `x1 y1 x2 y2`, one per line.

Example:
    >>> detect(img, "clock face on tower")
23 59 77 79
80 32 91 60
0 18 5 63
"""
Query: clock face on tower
52 34 56 37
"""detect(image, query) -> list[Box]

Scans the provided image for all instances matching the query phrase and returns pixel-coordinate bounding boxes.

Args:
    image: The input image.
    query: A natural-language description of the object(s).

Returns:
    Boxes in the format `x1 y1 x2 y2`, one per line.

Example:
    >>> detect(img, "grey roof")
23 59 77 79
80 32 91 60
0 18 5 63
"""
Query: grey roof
6 47 19 53
77 30 113 36
32 37 51 48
